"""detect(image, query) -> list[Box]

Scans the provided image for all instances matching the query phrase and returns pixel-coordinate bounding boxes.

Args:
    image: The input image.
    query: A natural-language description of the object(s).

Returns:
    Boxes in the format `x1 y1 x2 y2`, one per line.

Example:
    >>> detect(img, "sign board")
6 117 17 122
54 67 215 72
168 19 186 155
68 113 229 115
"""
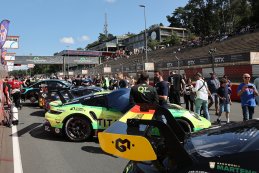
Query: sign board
68 71 74 76
250 52 259 64
5 55 15 61
104 67 111 73
7 66 14 71
145 62 154 71
58 72 64 76
82 70 88 75
6 61 14 66
3 36 19 49
27 64 35 68
14 56 99 65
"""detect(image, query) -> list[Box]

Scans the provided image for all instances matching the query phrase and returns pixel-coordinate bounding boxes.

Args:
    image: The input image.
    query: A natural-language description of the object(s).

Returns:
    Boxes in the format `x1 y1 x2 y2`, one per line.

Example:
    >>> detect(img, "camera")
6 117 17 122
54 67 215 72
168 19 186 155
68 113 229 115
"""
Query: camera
248 85 254 89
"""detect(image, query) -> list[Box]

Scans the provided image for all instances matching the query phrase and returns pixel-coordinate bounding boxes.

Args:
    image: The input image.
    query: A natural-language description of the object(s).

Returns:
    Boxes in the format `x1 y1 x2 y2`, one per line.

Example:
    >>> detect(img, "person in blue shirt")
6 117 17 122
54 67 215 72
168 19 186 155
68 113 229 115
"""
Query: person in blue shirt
237 73 259 121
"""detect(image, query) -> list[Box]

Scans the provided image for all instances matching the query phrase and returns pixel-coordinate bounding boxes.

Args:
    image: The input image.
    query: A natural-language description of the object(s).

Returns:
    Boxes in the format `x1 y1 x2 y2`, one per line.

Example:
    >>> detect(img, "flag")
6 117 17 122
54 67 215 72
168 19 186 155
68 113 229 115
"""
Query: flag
0 20 10 49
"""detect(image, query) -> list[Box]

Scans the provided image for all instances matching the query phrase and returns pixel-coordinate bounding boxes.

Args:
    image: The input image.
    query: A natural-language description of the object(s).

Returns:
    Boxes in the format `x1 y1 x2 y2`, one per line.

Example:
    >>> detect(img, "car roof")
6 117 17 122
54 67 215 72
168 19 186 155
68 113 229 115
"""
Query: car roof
72 86 103 91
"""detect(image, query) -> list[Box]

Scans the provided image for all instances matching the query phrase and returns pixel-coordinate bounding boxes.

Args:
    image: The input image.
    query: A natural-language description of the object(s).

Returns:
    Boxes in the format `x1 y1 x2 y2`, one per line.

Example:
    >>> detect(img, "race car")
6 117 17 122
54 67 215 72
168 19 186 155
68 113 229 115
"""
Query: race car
43 86 104 111
44 89 131 141
99 105 259 173
21 79 73 103
44 94 211 142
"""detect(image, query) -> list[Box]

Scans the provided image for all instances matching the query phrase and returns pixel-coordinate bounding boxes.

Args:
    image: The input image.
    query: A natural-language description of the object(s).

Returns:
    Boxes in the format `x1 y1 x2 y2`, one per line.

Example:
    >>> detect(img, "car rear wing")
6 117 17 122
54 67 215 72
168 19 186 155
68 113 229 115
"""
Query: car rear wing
46 89 74 104
99 104 193 167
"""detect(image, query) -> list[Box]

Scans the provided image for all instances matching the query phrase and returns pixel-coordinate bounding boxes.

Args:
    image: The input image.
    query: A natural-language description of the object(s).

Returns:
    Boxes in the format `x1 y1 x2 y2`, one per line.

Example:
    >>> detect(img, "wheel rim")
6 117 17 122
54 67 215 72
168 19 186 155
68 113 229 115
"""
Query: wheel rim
30 97 36 103
66 117 91 141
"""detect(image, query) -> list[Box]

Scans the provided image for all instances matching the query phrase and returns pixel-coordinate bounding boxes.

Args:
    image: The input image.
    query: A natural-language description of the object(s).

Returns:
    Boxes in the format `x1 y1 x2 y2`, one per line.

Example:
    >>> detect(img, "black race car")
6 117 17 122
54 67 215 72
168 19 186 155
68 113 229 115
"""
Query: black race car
21 79 73 103
99 104 259 173
43 86 104 110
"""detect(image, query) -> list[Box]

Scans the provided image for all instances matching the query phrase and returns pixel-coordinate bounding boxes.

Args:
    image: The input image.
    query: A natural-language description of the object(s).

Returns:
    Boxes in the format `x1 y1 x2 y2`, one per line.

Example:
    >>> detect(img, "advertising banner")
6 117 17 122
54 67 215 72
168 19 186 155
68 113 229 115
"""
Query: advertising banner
14 56 99 65
0 20 10 49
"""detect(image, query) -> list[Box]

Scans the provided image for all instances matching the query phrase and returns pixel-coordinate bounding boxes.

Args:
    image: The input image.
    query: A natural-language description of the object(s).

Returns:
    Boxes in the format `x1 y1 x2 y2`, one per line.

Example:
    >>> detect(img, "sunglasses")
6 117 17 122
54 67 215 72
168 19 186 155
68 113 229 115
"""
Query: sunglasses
244 77 251 79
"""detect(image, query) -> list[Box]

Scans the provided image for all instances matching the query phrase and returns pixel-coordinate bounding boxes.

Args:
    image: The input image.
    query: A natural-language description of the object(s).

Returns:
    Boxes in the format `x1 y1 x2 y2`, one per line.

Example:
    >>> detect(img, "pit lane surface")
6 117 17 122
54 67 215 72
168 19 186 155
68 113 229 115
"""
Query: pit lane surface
17 102 128 173
15 102 259 173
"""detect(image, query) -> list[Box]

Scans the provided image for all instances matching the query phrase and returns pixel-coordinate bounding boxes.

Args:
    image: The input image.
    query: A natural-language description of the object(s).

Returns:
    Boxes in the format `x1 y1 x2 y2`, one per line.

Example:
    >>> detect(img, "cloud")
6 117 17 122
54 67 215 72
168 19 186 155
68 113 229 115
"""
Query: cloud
105 0 116 3
60 37 75 44
78 35 90 42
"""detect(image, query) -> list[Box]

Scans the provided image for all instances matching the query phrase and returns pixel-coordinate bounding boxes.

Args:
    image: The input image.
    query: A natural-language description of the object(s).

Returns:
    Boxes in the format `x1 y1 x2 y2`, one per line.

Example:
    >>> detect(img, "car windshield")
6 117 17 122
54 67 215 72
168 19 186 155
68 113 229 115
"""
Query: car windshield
61 80 72 87
186 121 259 157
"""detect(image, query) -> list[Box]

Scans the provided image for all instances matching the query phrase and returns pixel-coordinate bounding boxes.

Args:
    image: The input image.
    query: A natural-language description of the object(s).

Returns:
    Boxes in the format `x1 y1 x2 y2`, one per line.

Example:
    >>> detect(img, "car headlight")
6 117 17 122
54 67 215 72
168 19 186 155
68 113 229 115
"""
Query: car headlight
190 111 201 120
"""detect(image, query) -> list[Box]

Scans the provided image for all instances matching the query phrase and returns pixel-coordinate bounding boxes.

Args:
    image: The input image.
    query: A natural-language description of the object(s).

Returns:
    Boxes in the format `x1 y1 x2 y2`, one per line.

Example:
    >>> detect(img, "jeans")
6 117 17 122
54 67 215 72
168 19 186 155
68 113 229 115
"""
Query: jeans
242 106 255 121
195 98 210 121
184 94 194 111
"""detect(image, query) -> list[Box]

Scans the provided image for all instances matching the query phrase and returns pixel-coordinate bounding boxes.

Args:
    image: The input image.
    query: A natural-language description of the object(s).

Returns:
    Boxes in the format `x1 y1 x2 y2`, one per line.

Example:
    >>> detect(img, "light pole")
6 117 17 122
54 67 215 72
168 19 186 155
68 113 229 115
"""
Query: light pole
139 5 148 63
209 48 216 73
175 56 180 74
67 46 70 76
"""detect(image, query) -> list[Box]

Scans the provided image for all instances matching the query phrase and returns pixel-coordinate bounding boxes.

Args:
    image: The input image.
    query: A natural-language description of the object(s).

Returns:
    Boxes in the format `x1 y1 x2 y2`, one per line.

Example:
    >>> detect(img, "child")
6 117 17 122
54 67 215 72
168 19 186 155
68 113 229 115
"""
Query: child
217 78 232 123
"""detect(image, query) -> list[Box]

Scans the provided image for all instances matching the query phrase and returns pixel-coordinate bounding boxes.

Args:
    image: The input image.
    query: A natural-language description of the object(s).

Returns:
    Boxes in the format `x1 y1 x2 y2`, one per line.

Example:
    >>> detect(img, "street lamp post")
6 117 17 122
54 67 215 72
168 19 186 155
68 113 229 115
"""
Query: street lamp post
63 55 65 77
67 46 70 76
175 56 180 74
209 48 216 73
139 5 148 63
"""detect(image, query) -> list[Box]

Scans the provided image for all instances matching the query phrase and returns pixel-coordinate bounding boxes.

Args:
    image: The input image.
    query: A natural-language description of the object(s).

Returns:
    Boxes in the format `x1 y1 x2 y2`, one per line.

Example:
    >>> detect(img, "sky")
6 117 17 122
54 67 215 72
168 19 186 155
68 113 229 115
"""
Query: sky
1 0 188 56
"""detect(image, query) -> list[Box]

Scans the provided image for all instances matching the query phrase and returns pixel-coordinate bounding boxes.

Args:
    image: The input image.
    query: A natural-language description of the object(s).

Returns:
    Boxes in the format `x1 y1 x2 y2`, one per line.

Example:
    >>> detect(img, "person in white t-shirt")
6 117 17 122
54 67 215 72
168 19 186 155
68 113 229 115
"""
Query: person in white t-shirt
193 72 210 121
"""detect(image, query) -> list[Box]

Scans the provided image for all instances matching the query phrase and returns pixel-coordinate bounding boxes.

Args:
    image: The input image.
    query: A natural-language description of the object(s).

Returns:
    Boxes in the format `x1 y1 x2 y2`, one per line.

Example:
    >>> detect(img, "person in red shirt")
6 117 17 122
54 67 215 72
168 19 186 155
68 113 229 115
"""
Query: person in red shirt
9 77 23 90
9 77 23 109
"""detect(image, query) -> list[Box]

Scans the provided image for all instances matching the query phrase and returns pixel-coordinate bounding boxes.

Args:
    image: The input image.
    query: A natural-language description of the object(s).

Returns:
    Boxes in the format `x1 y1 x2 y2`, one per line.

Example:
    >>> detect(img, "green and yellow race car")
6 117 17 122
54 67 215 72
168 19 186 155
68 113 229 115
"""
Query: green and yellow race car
44 88 211 142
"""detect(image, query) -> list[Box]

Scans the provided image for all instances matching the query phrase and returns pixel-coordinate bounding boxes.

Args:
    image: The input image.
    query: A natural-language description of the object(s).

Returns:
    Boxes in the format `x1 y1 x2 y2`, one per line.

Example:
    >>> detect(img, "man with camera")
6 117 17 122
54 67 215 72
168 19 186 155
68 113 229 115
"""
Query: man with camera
237 73 259 121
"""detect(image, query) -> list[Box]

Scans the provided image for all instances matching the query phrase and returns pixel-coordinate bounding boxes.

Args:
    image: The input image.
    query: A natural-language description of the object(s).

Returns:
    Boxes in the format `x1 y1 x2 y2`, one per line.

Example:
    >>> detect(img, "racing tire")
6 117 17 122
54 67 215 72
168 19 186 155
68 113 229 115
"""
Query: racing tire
64 116 92 142
176 119 192 133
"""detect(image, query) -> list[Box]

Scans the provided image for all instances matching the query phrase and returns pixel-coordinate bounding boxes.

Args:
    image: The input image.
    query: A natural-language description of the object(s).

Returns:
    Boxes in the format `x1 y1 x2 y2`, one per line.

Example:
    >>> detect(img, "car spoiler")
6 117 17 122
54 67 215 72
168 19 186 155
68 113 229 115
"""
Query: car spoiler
46 89 74 104
99 104 193 166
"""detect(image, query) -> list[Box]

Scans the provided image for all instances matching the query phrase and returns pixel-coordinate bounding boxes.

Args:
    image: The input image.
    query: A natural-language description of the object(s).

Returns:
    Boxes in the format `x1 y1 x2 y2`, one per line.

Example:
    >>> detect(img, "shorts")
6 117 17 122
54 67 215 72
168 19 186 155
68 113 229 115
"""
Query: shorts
219 103 230 113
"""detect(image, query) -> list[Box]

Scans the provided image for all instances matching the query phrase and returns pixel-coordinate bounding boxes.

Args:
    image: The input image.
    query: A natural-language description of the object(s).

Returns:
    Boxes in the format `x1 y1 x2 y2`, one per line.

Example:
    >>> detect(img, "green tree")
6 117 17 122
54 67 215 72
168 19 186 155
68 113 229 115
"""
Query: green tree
148 39 160 50
163 33 180 46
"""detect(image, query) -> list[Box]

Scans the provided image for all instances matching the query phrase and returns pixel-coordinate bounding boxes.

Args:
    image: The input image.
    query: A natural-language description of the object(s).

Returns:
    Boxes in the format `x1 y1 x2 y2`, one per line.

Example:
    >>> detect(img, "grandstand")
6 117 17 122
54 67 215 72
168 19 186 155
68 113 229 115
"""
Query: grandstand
90 30 259 81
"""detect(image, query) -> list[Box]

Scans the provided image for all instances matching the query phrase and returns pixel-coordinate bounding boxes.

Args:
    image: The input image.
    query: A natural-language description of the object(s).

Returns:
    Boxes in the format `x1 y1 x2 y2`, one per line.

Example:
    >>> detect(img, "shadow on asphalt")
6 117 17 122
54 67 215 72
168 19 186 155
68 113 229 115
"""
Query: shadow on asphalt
30 110 46 117
81 146 117 158
29 126 102 143
29 126 67 142
21 102 39 108
10 123 42 137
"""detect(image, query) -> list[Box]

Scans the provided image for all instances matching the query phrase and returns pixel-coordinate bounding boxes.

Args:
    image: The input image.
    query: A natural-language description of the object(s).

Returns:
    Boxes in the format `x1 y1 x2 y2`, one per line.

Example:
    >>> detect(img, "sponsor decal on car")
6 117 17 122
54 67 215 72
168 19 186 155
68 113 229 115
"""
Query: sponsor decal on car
114 138 133 152
70 107 85 112
210 162 257 173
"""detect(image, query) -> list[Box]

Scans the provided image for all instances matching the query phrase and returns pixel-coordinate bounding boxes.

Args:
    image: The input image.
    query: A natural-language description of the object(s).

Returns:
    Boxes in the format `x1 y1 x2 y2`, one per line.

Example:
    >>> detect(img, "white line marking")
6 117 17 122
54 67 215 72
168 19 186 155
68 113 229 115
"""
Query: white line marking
12 124 23 173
